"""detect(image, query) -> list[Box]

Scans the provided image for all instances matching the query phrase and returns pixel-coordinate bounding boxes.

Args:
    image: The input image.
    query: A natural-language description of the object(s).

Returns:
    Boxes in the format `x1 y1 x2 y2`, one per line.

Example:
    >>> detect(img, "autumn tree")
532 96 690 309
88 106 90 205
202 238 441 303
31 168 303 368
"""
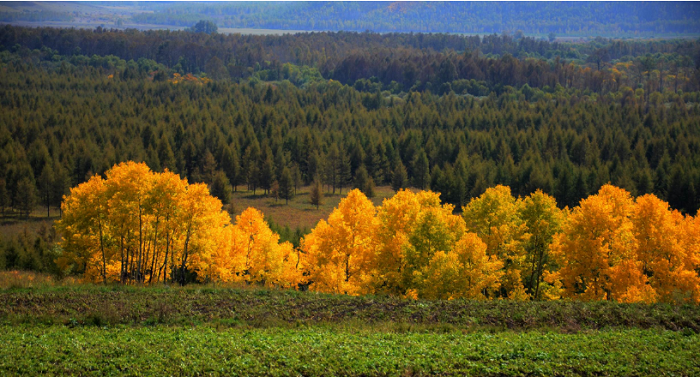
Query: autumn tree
302 189 378 295
58 162 236 285
417 233 503 300
632 194 700 303
551 185 653 302
57 175 110 282
519 190 565 300
462 185 530 299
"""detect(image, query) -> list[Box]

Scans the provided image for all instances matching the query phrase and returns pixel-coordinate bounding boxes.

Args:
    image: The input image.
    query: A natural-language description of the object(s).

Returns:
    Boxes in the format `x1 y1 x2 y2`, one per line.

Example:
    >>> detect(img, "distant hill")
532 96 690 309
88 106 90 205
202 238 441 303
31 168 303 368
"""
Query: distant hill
131 1 700 37
2 2 700 38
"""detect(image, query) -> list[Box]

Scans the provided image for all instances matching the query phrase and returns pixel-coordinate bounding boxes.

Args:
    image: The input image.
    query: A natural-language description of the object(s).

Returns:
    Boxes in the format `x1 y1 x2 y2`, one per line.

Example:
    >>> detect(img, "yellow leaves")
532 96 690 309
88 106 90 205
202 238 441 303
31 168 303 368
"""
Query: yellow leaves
462 185 529 299
60 171 700 303
229 207 300 287
551 185 638 301
631 194 700 303
551 185 700 303
60 161 294 287
168 72 211 85
303 189 379 295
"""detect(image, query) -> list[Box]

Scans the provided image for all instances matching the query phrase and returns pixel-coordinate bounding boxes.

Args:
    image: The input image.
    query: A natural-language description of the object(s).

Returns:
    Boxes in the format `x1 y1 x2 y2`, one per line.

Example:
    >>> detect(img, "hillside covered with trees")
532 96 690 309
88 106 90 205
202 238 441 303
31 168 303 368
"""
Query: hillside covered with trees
1 26 700 295
3 2 699 37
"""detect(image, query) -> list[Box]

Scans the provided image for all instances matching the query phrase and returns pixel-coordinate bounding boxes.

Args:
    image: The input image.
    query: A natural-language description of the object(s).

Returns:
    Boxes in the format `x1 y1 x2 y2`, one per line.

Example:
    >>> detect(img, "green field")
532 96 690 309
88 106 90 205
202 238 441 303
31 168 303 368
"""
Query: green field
1 285 699 376
2 326 697 376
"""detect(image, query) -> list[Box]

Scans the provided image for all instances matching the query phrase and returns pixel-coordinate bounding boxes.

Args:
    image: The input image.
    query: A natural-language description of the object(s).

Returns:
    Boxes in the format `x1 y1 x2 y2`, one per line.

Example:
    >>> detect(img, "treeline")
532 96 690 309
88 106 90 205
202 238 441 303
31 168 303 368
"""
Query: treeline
51 162 700 304
2 26 699 88
130 2 700 36
2 59 700 217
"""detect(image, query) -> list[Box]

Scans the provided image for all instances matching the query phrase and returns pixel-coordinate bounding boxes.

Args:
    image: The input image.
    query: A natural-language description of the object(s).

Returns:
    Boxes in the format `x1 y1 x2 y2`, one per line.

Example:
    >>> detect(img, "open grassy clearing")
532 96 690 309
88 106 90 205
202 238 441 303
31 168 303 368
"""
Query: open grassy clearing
0 325 697 376
229 185 398 230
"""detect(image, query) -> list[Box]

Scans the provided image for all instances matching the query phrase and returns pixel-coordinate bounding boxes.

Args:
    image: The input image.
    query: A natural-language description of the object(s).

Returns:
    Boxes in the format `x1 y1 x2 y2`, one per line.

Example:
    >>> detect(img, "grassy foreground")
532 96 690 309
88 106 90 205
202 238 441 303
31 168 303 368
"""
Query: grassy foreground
1 326 698 376
2 285 700 331
2 285 700 376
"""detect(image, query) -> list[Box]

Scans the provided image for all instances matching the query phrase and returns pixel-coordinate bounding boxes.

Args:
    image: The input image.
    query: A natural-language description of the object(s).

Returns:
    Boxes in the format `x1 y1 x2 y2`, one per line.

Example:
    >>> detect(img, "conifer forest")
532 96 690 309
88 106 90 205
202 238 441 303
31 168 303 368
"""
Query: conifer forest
1 3 700 374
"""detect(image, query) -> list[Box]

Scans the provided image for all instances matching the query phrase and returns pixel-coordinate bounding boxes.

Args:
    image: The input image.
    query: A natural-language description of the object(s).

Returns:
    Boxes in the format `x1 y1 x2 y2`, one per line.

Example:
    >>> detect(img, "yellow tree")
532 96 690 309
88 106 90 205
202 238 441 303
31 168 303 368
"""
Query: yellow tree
403 200 466 295
214 207 302 287
175 182 230 285
302 189 378 295
551 185 651 302
104 161 154 283
373 190 442 295
519 190 566 300
633 194 700 303
147 170 187 283
57 175 111 283
462 185 529 299
417 232 503 300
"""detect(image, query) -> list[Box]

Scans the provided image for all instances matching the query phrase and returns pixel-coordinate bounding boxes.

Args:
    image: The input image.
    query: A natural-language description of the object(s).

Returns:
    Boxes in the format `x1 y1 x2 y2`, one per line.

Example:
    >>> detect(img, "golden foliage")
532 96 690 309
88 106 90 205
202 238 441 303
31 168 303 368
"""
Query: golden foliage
59 164 700 303
58 162 298 287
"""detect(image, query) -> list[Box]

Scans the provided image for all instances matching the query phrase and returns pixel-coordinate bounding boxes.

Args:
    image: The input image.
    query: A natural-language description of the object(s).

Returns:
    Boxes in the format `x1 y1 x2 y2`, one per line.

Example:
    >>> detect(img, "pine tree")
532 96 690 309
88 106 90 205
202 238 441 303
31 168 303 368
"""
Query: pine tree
221 145 240 192
291 164 302 195
260 155 275 195
15 177 38 218
38 165 54 218
309 179 324 209
51 165 69 217
354 165 370 195
279 167 294 204
392 161 408 192
210 170 233 204
0 179 8 217
413 150 430 190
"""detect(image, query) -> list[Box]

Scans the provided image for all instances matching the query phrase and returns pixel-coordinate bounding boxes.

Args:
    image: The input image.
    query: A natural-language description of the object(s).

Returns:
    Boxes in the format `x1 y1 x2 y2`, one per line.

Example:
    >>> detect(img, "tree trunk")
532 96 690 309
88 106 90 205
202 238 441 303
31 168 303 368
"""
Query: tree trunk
98 217 107 284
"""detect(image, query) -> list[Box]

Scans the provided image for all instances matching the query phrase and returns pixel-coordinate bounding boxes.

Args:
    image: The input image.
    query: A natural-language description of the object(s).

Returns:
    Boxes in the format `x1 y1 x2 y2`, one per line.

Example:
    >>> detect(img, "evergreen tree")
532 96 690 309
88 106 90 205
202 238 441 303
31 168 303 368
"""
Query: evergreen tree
338 150 352 195
355 164 370 194
0 179 8 217
221 145 240 192
392 161 408 192
309 178 324 209
38 164 53 218
15 177 38 218
413 150 430 189
210 170 233 204
51 165 69 217
291 163 302 195
260 155 275 195
279 167 294 205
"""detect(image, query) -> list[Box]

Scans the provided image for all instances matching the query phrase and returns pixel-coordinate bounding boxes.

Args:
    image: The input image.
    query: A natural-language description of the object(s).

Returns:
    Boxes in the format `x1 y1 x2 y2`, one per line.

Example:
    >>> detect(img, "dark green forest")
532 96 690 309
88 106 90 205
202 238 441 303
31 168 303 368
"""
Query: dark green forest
1 24 700 228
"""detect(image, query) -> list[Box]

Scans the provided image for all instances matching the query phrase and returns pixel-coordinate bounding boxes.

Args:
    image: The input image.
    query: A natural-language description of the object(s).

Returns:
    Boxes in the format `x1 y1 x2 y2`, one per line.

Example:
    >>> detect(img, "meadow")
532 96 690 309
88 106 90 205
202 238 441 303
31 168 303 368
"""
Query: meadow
1 282 699 376
229 185 398 230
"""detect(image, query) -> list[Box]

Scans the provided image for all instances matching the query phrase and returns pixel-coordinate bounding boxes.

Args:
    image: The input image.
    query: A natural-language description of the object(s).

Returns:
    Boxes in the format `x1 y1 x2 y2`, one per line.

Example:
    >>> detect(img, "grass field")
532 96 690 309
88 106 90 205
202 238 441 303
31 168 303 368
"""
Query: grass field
1 325 697 376
229 185 399 230
1 284 699 376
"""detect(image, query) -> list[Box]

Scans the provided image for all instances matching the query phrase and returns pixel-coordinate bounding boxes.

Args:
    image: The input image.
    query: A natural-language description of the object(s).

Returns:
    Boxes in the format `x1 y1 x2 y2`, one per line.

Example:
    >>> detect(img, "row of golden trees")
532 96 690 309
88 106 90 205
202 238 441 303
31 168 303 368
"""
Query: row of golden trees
58 162 300 287
58 162 700 303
